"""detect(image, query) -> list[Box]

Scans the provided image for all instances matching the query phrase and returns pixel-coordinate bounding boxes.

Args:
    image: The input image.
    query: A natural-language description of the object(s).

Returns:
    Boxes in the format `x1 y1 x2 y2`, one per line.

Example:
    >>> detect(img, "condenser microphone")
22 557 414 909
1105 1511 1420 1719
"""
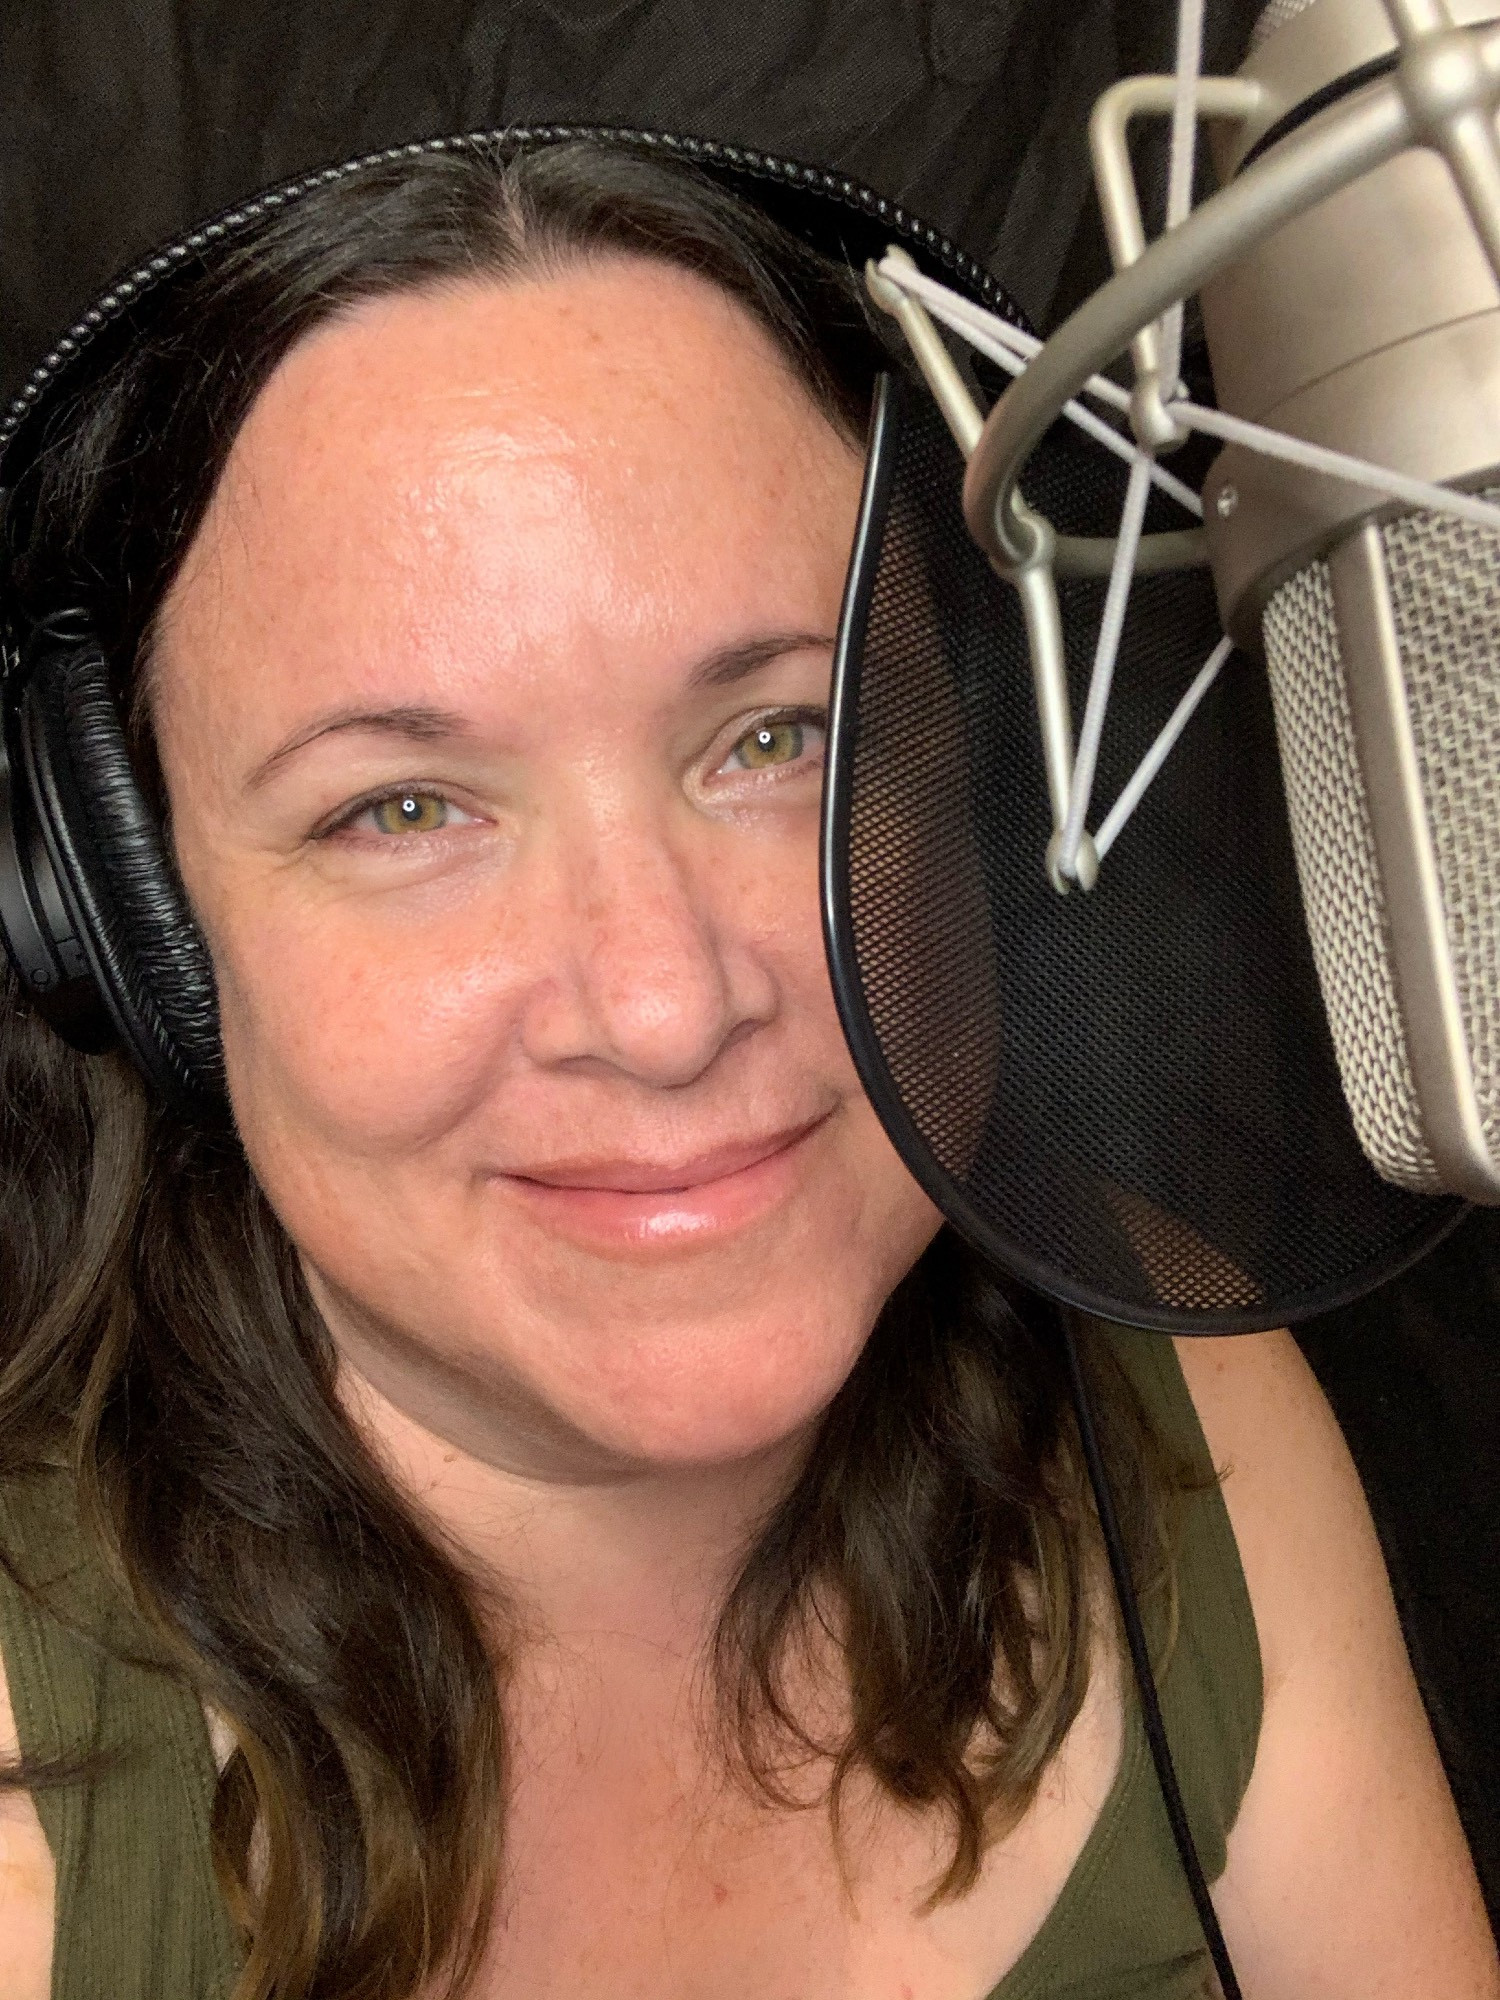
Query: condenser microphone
1197 0 1500 1202
887 0 1500 1206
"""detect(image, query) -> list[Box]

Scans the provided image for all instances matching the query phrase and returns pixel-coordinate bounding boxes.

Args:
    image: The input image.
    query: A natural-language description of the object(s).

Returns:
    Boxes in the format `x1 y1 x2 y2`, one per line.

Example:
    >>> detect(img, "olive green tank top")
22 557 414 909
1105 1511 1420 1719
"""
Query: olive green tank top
0 1328 1260 2000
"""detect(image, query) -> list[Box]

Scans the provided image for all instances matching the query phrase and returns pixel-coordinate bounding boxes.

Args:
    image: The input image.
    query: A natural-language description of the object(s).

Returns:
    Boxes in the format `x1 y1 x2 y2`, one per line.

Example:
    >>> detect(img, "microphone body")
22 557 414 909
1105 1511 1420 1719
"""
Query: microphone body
1199 0 1500 1198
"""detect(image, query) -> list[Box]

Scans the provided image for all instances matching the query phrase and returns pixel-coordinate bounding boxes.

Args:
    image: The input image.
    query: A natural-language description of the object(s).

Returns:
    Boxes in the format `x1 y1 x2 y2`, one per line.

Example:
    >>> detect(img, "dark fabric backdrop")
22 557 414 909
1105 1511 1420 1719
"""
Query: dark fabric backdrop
2 0 1495 1928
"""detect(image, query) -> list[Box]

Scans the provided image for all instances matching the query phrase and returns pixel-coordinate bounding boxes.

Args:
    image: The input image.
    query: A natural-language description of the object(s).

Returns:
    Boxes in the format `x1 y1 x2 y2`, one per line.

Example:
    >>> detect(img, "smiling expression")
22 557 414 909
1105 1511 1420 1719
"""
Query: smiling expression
149 255 941 1473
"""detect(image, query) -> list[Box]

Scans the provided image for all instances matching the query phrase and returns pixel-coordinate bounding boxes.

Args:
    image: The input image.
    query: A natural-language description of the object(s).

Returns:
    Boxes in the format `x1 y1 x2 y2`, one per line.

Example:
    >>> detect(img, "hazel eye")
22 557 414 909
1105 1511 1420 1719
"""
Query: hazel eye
727 715 823 772
354 791 469 836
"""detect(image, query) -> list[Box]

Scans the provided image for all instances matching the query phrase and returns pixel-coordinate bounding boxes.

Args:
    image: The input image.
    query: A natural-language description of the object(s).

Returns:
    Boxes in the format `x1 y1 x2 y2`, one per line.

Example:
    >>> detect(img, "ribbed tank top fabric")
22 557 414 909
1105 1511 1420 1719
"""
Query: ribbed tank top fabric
0 1466 243 2000
0 1326 1260 2000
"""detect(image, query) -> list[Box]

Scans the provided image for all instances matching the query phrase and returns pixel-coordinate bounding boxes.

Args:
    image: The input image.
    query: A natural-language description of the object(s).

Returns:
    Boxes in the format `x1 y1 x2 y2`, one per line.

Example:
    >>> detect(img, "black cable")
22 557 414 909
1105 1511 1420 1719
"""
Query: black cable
1060 1314 1244 2000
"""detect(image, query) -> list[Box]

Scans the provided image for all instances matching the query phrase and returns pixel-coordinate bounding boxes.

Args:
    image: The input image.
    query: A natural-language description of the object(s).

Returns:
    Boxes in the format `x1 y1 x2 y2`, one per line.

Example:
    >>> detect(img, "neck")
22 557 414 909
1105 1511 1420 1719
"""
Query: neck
329 1325 813 1671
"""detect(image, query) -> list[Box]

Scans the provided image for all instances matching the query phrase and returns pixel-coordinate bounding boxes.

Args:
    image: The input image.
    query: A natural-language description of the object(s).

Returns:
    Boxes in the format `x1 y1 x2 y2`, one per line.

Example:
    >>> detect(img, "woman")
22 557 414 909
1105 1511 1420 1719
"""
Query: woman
0 138 1494 2000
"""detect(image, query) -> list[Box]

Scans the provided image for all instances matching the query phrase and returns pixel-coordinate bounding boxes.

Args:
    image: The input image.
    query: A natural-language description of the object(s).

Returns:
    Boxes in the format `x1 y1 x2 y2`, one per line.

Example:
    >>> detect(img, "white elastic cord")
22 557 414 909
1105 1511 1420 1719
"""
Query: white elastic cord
875 260 1141 425
873 256 1500 541
1094 635 1235 859
1160 0 1206 395
939 304 1205 515
873 257 1204 517
1168 399 1500 533
1059 453 1155 877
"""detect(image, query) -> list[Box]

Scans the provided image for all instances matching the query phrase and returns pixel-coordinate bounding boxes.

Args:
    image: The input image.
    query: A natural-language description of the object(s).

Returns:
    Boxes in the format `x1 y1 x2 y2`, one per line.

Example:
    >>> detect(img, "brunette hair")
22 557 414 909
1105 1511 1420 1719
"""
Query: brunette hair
0 140 1179 2000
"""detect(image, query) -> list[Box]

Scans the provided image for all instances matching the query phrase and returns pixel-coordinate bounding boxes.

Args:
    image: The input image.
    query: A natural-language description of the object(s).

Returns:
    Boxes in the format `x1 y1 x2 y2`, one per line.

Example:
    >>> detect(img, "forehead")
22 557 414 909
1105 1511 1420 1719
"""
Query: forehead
158 256 861 700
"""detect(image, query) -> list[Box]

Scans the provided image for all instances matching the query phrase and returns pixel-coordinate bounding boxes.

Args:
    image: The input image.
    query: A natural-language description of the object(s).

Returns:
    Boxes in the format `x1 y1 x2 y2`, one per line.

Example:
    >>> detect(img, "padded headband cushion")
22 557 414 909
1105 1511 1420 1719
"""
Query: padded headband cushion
21 637 223 1107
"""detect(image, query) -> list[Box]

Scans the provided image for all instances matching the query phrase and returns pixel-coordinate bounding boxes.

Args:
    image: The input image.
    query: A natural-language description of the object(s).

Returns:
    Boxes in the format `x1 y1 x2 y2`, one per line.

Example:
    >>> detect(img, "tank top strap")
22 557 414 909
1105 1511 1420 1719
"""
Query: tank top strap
0 1465 243 2000
988 1322 1263 2000
1109 1324 1264 1873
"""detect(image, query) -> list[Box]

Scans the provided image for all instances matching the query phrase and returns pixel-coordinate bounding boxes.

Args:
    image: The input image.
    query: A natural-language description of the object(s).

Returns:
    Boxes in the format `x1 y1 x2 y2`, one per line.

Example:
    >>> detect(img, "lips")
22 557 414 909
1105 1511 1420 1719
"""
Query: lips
512 1121 824 1195
497 1115 831 1251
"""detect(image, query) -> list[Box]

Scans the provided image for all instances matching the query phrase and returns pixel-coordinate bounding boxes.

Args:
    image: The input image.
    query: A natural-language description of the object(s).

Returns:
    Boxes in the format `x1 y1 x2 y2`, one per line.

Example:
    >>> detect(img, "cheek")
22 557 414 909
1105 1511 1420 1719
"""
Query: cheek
211 885 525 1154
716 844 942 1294
732 808 831 1006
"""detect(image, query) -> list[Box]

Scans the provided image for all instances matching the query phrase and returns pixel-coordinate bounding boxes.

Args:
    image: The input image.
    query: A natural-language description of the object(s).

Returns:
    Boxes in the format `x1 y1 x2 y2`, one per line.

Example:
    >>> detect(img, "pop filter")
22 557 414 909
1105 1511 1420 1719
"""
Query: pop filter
822 370 1462 1331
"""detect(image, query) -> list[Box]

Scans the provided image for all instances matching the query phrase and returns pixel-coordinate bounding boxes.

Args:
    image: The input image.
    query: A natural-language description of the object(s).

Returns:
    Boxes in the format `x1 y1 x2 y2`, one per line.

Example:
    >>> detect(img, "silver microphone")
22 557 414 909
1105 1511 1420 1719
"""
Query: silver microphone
1200 0 1500 1202
883 0 1500 1204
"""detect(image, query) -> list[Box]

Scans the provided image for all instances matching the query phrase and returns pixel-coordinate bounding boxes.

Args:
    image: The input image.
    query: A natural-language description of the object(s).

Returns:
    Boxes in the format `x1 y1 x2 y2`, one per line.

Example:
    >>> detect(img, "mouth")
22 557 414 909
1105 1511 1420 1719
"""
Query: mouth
499 1115 832 1250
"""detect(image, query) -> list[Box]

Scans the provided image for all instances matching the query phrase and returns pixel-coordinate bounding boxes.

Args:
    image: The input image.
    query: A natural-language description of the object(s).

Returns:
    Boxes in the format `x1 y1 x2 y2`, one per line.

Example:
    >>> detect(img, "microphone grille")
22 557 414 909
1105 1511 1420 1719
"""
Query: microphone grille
1248 0 1320 49
1250 0 1323 49
1263 505 1500 1191
1263 563 1438 1188
1383 505 1500 1142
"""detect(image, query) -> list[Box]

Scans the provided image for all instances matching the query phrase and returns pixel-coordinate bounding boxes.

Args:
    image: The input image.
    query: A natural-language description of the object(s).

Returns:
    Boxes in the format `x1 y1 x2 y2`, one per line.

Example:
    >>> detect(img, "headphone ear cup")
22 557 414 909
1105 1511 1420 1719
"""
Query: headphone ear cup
21 639 223 1109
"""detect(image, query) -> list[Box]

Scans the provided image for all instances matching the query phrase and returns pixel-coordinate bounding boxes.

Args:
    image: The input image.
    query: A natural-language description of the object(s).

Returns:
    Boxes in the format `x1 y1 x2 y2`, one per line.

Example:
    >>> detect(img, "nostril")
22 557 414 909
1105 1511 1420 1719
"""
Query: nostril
514 848 743 1085
582 916 738 1087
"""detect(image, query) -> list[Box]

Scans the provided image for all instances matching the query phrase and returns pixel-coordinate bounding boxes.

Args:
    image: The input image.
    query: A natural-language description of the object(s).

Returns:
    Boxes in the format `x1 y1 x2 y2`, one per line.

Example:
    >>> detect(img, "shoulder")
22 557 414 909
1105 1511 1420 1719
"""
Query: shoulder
0 1621 56 2000
1172 1331 1498 1999
1170 1329 1360 1697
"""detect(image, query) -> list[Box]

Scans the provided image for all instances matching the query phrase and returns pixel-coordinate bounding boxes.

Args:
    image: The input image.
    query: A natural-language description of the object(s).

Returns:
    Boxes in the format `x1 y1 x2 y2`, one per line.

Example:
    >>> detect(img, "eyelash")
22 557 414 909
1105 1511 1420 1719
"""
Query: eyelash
316 704 829 843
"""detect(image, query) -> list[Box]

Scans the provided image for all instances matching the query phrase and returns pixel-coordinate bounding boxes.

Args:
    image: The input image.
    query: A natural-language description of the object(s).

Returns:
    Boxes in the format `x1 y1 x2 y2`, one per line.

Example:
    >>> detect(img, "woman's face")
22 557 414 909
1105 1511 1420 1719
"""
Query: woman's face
152 254 940 1475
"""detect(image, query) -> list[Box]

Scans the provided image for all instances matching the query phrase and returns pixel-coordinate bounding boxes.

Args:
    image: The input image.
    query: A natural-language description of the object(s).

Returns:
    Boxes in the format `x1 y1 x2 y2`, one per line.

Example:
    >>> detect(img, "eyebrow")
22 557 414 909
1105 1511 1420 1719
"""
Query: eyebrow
246 704 469 789
688 630 835 690
246 631 836 788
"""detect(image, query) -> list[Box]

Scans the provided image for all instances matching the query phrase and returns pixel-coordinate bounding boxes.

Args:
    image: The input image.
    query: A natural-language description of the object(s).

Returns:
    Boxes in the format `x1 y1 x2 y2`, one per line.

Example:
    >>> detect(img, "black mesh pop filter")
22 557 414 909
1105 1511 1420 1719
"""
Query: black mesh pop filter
823 374 1463 1332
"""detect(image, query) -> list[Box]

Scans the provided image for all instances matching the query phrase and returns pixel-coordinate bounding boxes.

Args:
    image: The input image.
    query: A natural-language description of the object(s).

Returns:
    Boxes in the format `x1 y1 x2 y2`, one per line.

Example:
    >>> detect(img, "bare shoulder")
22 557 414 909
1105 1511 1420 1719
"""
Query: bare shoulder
1172 1330 1499 1999
0 1635 55 2000
1171 1329 1370 1693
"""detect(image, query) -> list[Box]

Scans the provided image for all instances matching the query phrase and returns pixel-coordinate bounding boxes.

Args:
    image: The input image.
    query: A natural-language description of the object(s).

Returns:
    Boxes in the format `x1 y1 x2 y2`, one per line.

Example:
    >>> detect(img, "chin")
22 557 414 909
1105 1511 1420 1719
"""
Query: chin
488 1183 938 1468
282 1107 942 1475
553 1295 877 1467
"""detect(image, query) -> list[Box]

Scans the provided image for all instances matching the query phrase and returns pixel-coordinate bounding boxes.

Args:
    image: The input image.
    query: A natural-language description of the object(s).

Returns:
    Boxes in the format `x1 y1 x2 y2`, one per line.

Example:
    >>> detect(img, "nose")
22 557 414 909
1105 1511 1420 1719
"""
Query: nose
518 798 778 1089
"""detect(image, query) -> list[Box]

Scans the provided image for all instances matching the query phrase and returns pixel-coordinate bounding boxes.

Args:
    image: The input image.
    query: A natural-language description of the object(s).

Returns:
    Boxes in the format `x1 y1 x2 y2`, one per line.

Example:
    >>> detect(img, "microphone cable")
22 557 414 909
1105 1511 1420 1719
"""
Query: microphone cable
1059 1310 1244 2000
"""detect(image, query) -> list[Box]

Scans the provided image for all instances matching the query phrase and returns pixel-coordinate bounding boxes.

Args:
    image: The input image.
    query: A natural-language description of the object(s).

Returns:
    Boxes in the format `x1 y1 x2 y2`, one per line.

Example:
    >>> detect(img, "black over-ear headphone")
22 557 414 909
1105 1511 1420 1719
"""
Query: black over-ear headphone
0 612 222 1107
